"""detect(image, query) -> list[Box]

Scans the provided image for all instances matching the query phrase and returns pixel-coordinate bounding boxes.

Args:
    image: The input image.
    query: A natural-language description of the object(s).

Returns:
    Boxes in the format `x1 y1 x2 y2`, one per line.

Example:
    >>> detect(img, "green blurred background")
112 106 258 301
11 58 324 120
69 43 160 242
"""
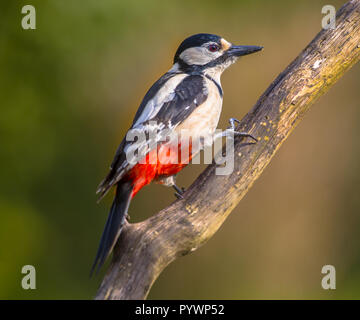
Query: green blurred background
0 0 359 299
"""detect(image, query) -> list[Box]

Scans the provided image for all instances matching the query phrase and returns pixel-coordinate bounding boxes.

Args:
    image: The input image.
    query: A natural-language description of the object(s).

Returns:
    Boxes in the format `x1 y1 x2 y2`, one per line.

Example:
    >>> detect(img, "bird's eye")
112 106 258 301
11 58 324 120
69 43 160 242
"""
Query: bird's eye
208 44 220 52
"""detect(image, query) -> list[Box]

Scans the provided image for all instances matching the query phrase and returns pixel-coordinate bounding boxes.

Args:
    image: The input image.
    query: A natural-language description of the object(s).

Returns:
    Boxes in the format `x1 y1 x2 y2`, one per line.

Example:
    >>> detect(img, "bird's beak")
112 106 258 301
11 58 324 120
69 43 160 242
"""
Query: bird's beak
227 45 263 57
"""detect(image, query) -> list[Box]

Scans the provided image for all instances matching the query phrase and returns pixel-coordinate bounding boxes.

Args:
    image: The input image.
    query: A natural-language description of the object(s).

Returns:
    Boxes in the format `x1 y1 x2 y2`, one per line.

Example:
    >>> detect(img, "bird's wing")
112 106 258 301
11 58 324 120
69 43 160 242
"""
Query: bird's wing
96 73 208 200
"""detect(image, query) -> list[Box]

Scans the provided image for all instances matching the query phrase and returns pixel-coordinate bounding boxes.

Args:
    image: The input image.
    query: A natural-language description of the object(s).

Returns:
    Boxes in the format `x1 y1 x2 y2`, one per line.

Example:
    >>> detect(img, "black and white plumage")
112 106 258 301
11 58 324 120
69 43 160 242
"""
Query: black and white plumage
92 33 262 274
97 33 262 200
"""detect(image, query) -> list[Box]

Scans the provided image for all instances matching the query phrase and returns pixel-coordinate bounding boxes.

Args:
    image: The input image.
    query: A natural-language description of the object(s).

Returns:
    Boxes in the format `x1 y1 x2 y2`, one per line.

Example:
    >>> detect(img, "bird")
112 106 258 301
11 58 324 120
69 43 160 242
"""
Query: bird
91 33 263 274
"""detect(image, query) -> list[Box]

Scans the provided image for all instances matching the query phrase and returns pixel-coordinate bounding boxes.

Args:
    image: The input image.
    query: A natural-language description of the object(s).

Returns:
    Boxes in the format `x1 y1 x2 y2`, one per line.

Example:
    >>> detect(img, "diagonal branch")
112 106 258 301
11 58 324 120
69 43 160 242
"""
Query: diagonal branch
95 0 360 300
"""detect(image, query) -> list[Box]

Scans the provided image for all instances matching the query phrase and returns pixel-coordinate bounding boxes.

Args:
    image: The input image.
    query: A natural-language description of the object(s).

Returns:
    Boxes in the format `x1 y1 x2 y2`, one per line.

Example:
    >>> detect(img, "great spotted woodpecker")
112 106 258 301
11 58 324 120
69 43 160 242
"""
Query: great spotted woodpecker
91 33 262 274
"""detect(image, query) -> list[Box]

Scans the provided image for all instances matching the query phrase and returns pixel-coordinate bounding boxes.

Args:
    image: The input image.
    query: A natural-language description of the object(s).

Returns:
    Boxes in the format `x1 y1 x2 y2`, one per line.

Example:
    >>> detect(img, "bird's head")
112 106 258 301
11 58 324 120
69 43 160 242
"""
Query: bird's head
173 33 263 78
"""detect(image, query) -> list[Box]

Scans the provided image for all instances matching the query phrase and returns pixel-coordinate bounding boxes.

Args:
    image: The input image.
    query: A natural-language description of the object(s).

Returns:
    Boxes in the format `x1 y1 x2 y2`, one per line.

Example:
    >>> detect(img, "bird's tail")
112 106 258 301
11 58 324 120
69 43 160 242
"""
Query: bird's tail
91 181 133 276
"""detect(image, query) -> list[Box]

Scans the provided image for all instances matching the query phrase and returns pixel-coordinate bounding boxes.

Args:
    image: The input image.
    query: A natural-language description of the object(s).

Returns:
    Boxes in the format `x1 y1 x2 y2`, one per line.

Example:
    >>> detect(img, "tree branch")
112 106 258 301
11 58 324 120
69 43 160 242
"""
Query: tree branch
95 0 360 300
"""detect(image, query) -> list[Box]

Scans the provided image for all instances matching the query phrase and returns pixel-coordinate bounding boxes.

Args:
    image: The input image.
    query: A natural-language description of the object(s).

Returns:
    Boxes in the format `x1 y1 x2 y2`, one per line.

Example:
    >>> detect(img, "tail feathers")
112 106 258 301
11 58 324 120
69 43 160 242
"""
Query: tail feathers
91 181 133 276
96 173 119 203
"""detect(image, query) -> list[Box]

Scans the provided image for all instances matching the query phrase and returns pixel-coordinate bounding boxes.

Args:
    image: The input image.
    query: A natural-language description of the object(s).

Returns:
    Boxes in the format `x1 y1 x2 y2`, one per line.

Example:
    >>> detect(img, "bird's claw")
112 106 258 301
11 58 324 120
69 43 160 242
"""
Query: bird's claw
173 184 185 200
174 192 184 200
233 131 258 142
228 118 258 142
228 117 241 130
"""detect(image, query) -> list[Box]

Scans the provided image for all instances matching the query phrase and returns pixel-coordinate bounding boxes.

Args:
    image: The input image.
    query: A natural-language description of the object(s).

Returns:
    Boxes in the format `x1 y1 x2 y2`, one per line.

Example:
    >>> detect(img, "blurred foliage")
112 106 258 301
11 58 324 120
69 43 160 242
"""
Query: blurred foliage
0 0 359 299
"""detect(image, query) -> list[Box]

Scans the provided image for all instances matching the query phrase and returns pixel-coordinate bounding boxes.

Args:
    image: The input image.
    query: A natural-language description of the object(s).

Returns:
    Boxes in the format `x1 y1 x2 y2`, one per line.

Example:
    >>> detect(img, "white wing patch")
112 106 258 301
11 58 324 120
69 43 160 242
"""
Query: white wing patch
132 73 188 128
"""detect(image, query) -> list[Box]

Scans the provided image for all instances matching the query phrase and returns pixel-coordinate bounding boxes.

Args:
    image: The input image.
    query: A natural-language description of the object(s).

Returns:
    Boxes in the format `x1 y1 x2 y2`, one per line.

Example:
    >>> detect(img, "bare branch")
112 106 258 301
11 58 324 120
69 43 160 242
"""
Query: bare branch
95 0 360 300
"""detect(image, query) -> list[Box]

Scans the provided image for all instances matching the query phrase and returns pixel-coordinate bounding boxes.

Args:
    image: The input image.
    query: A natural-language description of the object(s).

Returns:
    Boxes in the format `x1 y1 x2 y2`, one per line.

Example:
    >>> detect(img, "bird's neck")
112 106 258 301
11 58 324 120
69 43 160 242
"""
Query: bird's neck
203 66 222 85
168 62 223 86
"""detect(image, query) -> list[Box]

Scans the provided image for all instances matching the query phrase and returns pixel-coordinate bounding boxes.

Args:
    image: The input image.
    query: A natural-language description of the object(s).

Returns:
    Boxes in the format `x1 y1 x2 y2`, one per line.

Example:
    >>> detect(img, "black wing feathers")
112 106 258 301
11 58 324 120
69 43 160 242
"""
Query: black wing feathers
153 74 207 126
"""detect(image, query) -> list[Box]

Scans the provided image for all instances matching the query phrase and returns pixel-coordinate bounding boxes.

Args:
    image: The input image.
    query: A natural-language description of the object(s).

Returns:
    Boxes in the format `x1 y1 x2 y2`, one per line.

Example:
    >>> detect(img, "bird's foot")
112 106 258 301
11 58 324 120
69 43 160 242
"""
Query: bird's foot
228 117 241 130
227 118 258 142
173 184 186 200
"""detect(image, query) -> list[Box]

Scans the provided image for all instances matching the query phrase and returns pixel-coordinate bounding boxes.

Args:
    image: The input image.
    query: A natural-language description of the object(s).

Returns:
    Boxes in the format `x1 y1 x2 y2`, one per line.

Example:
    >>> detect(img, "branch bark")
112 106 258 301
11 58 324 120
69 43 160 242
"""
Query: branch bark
95 0 360 300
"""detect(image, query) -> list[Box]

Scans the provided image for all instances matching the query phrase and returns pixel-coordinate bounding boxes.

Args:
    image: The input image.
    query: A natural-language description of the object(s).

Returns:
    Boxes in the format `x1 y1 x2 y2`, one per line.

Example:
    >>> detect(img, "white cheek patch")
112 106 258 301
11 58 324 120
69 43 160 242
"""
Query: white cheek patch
179 47 221 65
